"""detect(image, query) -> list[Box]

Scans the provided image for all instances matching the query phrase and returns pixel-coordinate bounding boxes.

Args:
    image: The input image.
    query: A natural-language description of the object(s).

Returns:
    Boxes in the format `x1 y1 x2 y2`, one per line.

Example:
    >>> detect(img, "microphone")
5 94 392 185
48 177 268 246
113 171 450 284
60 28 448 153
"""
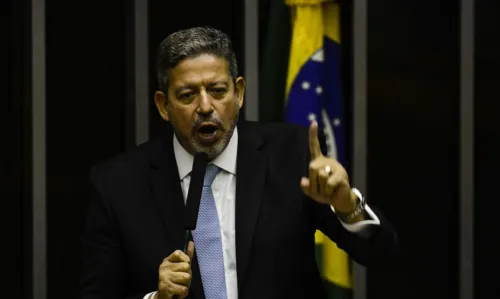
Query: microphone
173 153 207 299
182 152 208 252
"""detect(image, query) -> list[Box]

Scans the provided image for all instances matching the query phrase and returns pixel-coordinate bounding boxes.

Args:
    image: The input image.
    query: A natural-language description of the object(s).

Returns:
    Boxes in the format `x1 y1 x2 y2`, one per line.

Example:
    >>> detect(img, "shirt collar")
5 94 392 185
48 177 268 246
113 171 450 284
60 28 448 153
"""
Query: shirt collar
173 128 238 180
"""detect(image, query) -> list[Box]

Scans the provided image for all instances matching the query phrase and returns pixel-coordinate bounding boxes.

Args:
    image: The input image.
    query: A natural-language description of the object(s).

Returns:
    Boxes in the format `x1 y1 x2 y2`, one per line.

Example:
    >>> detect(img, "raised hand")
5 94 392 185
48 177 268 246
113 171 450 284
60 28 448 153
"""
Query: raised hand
300 120 357 214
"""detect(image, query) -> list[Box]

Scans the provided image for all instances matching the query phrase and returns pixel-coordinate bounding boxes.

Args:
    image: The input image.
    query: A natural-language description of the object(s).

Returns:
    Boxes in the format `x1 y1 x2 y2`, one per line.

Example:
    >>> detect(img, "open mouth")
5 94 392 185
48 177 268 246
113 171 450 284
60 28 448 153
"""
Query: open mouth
195 123 220 144
198 124 218 136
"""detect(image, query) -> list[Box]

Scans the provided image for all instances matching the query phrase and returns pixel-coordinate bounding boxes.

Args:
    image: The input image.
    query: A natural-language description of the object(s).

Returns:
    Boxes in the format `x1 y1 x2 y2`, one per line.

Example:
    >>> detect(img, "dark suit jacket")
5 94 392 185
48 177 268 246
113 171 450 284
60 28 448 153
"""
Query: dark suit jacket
78 121 398 299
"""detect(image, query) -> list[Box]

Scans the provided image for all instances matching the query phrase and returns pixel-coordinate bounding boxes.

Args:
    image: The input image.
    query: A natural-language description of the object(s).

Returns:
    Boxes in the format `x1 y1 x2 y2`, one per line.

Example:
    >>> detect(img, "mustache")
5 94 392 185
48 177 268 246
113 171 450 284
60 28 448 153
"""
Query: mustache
192 117 225 131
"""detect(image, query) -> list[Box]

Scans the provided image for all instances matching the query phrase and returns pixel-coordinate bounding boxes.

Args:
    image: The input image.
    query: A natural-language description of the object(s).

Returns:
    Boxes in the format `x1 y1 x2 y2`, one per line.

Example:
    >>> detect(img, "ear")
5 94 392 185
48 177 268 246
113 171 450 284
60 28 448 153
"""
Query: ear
154 91 169 121
235 76 245 109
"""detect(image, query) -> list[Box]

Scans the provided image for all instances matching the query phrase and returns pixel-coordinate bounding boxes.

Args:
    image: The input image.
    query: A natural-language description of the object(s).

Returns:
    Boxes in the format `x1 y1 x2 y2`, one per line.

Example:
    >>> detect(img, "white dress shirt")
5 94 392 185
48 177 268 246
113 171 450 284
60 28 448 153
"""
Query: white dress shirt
145 128 380 299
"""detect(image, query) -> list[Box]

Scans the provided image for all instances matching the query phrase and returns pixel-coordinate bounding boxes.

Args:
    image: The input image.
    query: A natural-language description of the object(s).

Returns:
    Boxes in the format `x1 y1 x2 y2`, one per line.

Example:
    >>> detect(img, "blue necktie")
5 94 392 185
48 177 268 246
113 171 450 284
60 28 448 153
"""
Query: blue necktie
192 164 227 299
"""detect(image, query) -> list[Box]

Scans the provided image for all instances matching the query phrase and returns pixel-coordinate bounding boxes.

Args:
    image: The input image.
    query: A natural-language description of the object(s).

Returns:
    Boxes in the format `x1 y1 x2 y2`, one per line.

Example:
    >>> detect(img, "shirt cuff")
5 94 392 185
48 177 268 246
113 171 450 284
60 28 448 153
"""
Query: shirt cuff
143 291 156 299
330 204 380 233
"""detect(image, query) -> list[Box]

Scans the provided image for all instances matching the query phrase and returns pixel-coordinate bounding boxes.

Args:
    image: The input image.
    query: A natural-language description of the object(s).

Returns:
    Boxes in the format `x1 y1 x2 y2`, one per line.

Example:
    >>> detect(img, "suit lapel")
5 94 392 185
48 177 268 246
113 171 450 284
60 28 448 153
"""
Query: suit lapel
149 126 205 299
235 122 268 290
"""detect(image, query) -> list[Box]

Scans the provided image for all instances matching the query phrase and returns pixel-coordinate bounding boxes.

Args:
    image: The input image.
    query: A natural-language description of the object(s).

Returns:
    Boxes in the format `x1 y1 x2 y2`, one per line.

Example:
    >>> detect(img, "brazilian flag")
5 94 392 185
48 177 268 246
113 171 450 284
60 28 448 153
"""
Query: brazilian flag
284 0 352 298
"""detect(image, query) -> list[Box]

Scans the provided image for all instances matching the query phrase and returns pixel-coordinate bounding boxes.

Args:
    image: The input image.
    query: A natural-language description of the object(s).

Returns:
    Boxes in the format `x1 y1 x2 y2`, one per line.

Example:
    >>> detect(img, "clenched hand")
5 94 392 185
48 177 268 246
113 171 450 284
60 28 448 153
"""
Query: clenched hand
155 241 195 299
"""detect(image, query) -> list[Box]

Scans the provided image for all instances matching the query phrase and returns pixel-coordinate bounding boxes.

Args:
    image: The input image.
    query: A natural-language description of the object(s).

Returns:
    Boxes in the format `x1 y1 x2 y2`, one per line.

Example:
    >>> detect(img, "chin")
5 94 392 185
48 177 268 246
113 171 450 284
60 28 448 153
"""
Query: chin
190 139 226 160
188 126 235 159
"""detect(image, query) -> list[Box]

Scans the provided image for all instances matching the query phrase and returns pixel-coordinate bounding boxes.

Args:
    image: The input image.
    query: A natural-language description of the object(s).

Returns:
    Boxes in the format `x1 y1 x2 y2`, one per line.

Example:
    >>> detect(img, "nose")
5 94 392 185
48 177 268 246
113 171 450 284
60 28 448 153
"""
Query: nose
197 90 213 115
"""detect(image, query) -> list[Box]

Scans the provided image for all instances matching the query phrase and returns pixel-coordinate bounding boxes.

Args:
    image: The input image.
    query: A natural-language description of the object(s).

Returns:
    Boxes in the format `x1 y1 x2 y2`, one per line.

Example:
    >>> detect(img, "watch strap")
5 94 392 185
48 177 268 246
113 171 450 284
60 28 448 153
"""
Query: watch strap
336 188 366 223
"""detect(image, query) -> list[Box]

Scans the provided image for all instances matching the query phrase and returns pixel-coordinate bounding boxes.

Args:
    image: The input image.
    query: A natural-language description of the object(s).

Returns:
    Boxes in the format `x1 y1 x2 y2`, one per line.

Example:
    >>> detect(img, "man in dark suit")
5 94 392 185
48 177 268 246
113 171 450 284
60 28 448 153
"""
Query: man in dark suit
78 27 398 299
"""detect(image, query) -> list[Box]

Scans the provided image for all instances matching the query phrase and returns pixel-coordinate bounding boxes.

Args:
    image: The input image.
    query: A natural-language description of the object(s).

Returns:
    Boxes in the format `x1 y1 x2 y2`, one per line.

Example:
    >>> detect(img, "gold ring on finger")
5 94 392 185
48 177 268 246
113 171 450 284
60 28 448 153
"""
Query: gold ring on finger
324 165 333 176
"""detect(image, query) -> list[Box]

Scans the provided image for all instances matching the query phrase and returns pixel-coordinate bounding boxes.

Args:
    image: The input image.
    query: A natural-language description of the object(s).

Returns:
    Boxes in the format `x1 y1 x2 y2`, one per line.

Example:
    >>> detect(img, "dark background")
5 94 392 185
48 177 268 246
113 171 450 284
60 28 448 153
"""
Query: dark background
2 0 498 298
366 1 460 298
1 0 31 297
474 0 500 298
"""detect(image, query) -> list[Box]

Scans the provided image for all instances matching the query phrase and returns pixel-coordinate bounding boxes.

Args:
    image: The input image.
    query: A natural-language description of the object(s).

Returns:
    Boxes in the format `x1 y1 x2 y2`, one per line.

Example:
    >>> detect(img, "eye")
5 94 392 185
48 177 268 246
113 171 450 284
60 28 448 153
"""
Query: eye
178 91 195 100
210 87 227 96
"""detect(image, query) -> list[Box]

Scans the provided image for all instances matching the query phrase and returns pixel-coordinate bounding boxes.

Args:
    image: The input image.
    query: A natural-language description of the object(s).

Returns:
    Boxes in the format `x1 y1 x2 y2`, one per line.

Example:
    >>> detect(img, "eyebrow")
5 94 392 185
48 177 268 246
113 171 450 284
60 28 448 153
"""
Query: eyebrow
174 86 195 94
208 81 229 87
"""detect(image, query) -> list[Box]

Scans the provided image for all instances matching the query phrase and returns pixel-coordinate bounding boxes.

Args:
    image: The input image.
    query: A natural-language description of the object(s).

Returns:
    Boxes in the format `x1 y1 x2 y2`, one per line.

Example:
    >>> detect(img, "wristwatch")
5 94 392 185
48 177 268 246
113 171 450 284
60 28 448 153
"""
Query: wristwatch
336 188 366 223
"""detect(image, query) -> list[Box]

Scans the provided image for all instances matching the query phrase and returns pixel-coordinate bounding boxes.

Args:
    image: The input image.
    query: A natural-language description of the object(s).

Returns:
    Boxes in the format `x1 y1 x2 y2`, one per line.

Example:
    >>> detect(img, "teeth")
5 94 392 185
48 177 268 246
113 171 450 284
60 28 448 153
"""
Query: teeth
199 130 215 136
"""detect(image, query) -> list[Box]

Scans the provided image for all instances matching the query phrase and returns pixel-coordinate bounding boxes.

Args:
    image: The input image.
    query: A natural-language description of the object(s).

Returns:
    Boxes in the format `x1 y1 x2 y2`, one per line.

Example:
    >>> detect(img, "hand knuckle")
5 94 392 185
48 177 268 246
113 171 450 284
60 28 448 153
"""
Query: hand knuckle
164 263 174 271
167 281 176 293
159 264 166 273
158 280 168 290
158 272 168 283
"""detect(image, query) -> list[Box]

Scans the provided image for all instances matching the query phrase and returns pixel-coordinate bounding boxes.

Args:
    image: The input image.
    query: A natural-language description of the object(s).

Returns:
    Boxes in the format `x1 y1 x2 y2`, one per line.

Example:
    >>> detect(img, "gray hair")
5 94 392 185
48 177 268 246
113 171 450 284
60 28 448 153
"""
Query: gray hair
156 26 239 92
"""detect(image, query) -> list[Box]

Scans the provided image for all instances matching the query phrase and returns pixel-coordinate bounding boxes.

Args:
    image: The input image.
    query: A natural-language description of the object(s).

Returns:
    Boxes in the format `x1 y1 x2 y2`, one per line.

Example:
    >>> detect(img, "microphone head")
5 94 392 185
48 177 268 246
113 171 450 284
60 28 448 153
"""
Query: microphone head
183 152 208 230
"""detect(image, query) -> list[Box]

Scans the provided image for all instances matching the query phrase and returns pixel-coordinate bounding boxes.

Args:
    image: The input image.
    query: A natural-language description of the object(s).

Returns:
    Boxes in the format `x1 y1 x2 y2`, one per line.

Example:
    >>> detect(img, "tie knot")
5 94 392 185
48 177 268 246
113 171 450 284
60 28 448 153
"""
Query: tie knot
204 164 220 186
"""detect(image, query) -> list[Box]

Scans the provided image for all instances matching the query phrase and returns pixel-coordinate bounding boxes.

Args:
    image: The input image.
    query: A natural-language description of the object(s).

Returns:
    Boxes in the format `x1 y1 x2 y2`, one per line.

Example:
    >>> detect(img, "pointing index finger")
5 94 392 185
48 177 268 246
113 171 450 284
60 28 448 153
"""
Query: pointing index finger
309 120 322 159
